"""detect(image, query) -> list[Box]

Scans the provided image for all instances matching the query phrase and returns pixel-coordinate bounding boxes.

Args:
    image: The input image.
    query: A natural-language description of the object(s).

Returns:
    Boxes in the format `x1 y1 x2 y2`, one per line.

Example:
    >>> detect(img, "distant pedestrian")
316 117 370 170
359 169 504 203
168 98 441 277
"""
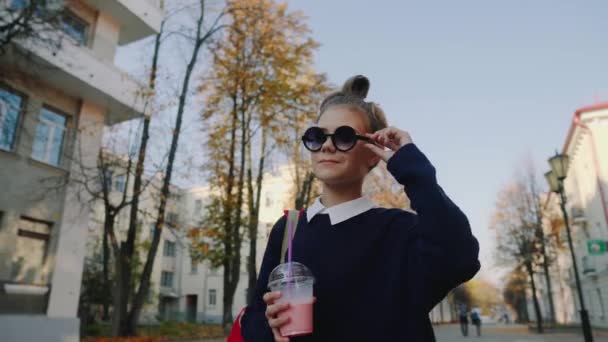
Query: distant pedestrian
471 306 482 337
459 304 469 337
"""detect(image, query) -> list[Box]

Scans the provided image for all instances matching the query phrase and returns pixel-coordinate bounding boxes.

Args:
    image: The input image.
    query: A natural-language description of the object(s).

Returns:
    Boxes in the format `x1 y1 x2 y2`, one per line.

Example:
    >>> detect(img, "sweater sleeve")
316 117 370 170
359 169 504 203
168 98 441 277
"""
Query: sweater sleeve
240 216 286 342
386 144 480 312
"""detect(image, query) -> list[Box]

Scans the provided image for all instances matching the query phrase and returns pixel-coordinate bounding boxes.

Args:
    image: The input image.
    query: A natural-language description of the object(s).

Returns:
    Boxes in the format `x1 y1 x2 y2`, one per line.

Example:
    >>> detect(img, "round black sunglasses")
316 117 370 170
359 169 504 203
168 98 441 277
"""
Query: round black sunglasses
301 126 376 152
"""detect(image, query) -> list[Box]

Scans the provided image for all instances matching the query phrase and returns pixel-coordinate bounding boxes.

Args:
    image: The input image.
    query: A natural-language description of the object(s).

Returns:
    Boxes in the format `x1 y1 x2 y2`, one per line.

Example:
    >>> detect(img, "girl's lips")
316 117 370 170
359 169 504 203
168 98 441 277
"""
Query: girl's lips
319 160 339 164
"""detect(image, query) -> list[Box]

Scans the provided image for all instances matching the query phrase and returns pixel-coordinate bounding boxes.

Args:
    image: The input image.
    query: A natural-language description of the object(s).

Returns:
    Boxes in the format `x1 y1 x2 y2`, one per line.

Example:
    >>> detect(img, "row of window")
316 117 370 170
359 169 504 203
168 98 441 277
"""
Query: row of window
0 86 68 167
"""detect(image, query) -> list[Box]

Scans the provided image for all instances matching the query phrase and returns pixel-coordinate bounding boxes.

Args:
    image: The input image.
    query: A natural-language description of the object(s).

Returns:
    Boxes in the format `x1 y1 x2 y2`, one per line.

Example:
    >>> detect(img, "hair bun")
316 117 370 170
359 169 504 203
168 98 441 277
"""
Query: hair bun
342 75 370 100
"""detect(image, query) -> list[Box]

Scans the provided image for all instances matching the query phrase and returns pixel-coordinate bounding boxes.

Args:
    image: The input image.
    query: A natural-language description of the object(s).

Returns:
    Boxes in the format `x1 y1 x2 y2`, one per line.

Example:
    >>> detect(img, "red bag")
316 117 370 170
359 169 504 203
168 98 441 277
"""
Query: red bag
226 210 303 342
227 307 247 342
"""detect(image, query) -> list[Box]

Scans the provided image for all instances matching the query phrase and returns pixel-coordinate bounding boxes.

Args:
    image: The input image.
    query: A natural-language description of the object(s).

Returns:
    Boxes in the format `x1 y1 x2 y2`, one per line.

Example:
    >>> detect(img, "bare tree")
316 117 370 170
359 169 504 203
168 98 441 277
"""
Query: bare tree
492 179 544 333
0 0 64 54
503 267 530 323
525 166 557 325
125 0 227 334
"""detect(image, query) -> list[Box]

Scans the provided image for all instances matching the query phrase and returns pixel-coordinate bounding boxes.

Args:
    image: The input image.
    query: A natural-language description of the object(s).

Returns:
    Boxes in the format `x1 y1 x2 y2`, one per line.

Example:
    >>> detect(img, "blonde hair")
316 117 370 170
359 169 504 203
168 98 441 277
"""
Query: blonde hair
318 75 388 133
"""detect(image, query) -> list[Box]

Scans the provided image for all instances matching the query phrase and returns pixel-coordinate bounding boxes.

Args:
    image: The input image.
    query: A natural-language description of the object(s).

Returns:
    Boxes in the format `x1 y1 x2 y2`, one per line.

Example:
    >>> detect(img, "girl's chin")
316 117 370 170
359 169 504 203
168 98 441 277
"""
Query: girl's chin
315 171 352 185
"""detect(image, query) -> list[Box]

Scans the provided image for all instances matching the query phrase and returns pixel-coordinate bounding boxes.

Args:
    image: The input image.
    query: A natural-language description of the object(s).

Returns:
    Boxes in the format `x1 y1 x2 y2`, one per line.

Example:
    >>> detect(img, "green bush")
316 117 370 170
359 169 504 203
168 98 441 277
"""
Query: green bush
83 323 106 337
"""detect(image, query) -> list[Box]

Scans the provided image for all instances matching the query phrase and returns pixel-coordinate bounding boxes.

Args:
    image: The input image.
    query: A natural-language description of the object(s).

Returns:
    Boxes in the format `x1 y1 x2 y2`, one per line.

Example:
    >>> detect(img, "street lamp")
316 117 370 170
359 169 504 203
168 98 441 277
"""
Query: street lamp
545 151 593 342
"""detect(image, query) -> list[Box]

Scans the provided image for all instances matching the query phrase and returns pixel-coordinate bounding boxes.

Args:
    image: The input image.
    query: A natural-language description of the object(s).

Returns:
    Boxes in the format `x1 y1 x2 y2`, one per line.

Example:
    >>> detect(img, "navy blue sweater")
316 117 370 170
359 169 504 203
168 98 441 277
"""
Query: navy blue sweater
241 144 480 341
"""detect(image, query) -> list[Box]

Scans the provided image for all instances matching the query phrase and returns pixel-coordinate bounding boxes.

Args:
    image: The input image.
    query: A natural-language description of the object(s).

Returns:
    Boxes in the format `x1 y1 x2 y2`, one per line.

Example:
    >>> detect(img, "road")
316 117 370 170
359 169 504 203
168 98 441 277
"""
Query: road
435 323 608 342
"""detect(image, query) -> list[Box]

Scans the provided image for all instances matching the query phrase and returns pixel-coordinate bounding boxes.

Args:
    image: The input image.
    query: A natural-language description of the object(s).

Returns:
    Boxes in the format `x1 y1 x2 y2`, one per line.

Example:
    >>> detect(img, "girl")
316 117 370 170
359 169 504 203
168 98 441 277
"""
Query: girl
241 75 480 341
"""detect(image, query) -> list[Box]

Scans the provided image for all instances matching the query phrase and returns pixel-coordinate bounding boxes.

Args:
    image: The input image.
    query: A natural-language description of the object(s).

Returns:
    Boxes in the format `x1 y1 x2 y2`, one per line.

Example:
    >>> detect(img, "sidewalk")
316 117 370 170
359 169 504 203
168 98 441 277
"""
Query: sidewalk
435 323 608 341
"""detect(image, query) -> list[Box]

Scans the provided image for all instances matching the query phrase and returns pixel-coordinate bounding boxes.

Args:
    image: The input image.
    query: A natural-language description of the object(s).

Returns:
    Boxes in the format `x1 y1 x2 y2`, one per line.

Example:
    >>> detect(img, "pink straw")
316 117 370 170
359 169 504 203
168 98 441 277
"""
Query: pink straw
288 216 294 277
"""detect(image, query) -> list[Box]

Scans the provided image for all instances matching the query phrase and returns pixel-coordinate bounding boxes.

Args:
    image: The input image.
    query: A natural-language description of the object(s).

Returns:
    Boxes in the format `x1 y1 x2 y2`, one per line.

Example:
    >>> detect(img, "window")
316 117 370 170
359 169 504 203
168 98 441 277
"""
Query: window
166 212 178 226
102 169 113 190
11 217 52 283
31 107 66 166
149 224 156 239
163 240 176 257
190 257 198 274
114 174 126 192
160 271 174 287
0 86 23 151
61 10 88 45
194 199 202 214
208 289 217 306
265 195 273 207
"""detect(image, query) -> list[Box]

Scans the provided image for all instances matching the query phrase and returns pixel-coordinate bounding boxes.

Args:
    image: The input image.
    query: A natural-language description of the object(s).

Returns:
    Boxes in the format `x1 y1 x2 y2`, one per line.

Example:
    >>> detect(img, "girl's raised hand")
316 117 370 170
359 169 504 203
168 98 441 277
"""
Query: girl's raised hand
364 127 413 162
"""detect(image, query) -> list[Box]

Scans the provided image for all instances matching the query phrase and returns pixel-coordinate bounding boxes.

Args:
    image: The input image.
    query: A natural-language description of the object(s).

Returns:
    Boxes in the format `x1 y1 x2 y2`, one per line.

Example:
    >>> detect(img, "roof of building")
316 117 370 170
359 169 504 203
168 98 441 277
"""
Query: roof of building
562 101 608 153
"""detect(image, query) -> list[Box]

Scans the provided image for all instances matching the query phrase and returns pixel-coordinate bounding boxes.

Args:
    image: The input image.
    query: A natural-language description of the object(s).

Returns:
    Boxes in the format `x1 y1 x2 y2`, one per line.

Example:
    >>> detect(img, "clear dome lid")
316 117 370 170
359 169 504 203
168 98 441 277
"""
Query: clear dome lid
268 262 314 289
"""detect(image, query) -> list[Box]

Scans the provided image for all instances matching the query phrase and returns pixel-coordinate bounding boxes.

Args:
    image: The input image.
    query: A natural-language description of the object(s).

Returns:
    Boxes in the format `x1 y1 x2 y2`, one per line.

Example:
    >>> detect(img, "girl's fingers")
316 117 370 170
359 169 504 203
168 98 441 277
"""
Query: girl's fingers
365 133 400 151
266 302 289 318
263 291 281 304
269 315 290 329
272 328 290 342
381 128 405 148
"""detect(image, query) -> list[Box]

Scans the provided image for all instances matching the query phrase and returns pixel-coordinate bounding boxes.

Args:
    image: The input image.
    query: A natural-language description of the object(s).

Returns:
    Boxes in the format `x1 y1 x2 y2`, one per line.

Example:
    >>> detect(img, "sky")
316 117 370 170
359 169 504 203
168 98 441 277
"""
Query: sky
116 0 608 284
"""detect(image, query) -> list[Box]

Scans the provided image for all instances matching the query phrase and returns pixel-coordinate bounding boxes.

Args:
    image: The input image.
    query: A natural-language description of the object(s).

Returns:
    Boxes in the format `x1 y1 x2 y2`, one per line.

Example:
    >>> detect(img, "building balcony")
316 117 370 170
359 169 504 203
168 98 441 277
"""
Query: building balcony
3 38 147 124
83 0 163 44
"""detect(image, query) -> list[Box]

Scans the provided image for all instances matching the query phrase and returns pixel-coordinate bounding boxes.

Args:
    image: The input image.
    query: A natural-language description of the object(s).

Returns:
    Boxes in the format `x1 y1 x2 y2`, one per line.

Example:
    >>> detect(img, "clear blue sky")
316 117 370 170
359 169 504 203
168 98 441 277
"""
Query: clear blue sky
117 0 608 283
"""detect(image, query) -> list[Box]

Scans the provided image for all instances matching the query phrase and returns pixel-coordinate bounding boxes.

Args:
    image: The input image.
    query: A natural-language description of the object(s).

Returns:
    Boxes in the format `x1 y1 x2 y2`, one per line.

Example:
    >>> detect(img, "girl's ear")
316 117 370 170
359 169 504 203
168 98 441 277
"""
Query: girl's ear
368 154 381 171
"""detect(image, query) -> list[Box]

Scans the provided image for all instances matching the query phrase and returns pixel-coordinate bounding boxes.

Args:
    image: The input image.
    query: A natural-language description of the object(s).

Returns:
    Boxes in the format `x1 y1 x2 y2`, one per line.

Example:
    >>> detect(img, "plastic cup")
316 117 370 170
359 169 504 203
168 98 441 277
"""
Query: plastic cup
268 262 315 337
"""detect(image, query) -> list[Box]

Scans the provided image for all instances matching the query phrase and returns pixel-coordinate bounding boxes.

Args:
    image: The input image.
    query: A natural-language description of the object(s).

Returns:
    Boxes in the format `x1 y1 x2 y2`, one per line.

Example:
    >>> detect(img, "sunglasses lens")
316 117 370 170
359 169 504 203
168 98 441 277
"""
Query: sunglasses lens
302 127 325 151
333 126 357 151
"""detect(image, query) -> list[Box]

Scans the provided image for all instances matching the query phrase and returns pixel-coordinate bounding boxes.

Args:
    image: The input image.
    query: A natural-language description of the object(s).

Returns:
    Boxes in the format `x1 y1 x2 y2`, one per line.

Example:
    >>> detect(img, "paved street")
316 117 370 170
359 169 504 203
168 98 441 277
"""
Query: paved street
435 324 608 342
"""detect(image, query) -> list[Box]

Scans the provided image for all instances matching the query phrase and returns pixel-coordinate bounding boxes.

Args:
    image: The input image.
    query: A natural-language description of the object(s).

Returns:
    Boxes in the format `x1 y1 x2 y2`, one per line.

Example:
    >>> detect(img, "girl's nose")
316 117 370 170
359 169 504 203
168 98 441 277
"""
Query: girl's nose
320 136 335 153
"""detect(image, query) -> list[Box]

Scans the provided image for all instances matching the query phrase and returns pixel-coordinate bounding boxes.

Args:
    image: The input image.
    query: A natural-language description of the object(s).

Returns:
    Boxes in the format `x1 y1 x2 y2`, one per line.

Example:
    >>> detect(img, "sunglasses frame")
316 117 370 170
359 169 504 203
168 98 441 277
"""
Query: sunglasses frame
301 125 376 152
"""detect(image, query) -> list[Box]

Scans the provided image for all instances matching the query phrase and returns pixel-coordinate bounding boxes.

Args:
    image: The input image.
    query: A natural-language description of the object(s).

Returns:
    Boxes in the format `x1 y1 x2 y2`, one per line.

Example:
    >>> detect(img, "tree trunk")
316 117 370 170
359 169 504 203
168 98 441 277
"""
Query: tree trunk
118 18 161 337
102 220 110 321
525 261 543 333
519 284 530 323
223 105 248 329
110 248 130 336
220 95 239 329
539 231 556 324
246 129 266 306
295 171 315 209
103 213 125 337
127 2 210 333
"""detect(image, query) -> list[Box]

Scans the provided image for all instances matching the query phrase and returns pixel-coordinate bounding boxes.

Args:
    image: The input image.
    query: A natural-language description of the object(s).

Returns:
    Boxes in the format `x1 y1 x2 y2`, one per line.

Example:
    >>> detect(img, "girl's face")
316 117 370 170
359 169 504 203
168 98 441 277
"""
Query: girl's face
310 106 379 186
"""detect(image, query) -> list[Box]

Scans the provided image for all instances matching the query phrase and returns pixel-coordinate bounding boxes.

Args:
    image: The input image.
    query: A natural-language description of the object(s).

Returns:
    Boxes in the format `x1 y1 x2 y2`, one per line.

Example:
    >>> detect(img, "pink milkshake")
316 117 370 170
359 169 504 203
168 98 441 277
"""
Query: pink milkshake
268 262 315 337
279 300 314 337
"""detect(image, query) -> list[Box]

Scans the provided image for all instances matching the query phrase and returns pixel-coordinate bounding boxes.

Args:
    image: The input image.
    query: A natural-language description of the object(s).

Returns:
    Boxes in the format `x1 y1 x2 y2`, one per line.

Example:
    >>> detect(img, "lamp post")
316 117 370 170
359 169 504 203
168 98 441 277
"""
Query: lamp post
545 151 593 342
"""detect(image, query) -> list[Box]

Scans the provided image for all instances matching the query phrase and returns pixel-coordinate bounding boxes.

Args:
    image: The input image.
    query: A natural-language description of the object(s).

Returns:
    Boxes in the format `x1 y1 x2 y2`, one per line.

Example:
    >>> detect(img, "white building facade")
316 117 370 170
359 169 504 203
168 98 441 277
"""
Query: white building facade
167 165 294 324
561 103 608 327
0 1 162 341
532 103 608 327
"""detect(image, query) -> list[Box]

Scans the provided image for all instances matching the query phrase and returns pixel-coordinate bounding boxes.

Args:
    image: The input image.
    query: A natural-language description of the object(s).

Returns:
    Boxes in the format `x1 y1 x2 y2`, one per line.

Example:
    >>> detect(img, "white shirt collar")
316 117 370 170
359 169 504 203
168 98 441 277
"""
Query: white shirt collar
306 196 376 226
